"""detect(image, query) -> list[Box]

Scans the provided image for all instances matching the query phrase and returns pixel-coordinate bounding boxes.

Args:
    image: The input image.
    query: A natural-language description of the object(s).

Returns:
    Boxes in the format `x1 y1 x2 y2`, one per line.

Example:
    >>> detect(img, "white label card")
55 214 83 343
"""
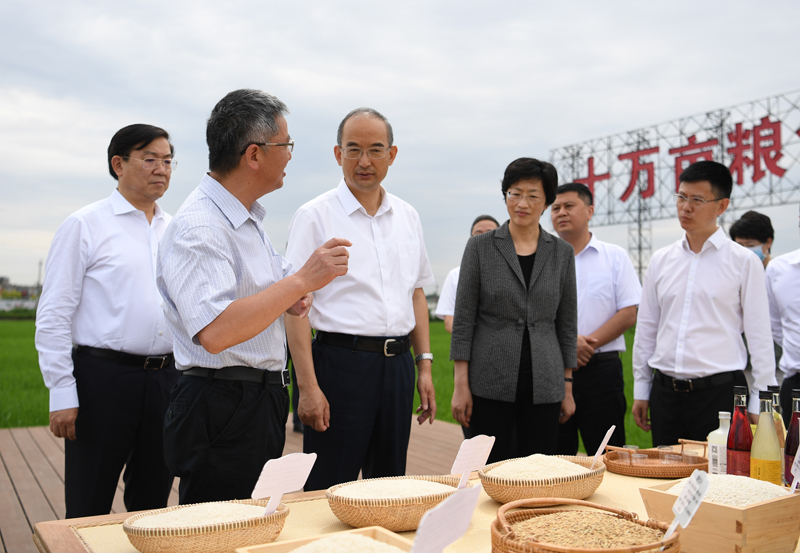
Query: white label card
791 426 800 492
450 435 495 489
410 486 481 553
665 469 709 539
251 452 317 514
590 425 616 470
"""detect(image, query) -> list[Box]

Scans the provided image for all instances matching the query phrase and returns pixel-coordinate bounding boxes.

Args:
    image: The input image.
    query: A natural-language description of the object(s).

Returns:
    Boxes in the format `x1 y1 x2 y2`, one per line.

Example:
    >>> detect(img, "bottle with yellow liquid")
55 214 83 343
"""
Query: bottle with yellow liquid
751 390 782 485
769 385 787 483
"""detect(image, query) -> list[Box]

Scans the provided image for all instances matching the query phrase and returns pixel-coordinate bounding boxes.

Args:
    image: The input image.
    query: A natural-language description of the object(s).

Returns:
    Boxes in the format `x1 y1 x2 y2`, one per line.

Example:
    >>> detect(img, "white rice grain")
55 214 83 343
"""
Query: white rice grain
131 503 265 528
332 479 453 499
665 474 790 507
291 534 406 553
488 454 589 480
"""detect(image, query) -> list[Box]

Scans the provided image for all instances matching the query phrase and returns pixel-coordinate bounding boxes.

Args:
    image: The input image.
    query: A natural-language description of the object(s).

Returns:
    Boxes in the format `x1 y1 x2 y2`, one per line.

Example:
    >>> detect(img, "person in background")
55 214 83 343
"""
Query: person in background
729 210 774 268
435 215 500 332
35 124 179 518
767 206 800 427
632 161 777 446
450 157 577 463
157 89 350 504
551 182 640 455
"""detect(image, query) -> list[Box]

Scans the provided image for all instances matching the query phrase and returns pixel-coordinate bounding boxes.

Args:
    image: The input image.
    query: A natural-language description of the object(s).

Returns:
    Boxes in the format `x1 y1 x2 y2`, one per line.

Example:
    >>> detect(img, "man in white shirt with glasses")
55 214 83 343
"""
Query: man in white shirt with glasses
285 107 436 491
632 160 776 446
36 124 179 518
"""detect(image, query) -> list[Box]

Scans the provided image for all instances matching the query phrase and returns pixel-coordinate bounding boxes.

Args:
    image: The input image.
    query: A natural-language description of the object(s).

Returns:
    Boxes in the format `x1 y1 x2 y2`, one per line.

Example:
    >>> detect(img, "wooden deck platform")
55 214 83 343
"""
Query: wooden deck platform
0 418 464 553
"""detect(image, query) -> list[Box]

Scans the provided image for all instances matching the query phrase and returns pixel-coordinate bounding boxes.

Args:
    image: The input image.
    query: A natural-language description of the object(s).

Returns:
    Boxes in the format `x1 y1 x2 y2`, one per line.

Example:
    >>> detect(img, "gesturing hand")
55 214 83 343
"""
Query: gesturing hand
298 238 352 292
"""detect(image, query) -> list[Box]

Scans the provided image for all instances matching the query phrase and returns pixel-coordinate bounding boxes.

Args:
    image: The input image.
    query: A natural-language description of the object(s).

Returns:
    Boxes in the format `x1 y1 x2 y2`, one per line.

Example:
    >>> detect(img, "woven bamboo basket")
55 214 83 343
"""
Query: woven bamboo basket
123 498 289 553
479 455 605 505
491 498 680 553
326 474 465 532
603 440 708 479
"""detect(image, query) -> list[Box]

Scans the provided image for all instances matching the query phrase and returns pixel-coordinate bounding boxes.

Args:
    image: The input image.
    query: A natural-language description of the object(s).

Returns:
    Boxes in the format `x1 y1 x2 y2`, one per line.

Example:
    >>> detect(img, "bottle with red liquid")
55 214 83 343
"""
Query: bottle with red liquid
727 385 753 476
785 389 800 485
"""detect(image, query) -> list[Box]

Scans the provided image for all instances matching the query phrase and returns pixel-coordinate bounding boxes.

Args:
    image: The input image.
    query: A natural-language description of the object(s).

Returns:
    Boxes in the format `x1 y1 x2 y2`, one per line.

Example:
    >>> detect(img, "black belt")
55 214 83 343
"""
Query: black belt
182 366 289 387
75 345 173 370
588 351 620 364
654 369 737 392
316 331 411 357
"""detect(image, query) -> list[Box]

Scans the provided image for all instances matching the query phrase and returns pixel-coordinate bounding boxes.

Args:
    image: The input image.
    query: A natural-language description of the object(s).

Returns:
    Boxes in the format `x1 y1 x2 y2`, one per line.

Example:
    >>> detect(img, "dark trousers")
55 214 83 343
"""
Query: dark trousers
163 373 289 504
780 374 800 428
469 366 561 464
557 354 626 455
650 369 747 446
303 338 415 491
65 348 179 518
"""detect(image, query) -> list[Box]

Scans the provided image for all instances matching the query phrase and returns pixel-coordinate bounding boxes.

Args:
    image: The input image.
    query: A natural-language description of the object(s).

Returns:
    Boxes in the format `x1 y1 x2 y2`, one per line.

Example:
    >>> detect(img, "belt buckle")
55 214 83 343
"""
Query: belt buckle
672 378 693 392
144 356 166 370
383 339 396 357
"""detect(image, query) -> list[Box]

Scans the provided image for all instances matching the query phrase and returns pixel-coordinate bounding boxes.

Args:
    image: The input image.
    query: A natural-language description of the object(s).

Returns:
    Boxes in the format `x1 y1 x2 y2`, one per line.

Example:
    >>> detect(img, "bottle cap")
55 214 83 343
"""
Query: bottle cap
718 411 731 420
733 386 748 395
759 390 773 400
768 385 781 393
792 389 800 399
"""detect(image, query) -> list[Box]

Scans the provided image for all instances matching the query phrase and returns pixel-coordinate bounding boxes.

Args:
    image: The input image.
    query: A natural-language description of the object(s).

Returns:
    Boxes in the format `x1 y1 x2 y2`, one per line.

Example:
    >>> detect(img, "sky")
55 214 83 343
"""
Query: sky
1 0 799 290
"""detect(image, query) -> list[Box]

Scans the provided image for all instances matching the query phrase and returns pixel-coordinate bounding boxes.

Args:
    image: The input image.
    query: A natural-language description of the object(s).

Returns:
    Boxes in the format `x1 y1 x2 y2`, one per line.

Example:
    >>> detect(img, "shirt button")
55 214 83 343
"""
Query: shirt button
158 332 164 336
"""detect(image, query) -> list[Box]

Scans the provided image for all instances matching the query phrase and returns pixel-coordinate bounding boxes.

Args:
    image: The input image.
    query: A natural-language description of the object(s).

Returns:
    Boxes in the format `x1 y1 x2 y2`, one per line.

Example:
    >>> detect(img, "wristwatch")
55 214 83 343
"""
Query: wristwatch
414 353 434 364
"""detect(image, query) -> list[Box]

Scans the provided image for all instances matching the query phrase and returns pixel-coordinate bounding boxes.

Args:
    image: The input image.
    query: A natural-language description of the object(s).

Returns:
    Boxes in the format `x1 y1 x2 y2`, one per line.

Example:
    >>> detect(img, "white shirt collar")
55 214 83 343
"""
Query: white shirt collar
680 226 727 253
110 188 165 220
199 173 265 229
335 178 393 217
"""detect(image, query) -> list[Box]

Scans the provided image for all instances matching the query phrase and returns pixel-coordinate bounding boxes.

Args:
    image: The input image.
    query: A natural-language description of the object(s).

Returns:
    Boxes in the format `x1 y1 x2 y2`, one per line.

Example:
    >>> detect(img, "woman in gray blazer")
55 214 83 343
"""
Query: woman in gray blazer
450 158 578 463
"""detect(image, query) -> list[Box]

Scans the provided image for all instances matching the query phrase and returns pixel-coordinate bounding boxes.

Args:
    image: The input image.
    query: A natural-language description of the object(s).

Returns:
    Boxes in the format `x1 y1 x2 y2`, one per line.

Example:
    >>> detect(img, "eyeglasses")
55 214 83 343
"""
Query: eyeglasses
506 191 544 204
341 146 391 160
673 193 724 207
125 157 177 171
239 140 294 156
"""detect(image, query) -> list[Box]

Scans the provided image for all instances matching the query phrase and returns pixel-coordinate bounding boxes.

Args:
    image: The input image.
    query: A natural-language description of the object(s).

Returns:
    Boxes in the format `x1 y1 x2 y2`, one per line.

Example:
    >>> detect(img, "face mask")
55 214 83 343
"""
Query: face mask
747 244 766 261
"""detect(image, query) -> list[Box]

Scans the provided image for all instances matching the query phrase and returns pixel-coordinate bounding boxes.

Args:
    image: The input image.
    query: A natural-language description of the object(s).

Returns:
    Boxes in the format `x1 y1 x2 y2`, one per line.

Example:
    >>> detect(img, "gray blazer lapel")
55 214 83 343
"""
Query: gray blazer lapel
493 222 526 287
529 226 554 287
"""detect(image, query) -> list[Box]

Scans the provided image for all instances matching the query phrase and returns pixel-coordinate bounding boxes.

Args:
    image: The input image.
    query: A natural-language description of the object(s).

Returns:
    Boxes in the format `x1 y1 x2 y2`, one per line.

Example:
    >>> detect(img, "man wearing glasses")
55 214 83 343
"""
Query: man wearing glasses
285 108 436 491
157 90 350 504
632 160 777 446
36 124 180 517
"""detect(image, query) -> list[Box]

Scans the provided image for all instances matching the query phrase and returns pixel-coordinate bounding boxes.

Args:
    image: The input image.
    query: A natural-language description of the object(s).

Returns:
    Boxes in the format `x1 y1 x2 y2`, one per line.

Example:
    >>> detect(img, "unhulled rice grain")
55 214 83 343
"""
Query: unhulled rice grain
131 503 266 528
332 479 453 499
511 511 664 549
291 534 406 553
665 474 790 507
489 454 589 480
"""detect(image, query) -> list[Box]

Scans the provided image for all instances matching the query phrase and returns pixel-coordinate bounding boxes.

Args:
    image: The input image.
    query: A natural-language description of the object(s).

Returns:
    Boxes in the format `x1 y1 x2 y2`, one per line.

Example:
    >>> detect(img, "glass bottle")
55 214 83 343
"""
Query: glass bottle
751 391 782 485
785 389 800 486
707 411 731 475
769 385 787 483
727 386 753 476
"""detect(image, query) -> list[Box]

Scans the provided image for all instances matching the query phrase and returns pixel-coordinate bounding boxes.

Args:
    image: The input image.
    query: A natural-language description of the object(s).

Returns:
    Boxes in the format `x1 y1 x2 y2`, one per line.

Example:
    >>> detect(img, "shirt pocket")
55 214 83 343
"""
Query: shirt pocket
397 241 421 289
587 270 613 301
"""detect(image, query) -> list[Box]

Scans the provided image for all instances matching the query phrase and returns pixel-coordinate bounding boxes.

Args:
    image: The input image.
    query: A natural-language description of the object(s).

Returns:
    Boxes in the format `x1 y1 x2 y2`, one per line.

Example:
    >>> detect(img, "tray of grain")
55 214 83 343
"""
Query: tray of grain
603 440 708 479
478 454 604 505
122 498 289 553
491 497 679 552
641 474 800 553
236 526 413 552
326 474 466 532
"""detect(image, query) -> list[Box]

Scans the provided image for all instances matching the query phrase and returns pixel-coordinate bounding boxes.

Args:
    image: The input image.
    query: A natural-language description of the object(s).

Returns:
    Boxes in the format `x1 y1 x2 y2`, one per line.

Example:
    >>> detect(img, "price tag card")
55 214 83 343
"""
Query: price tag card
450 435 495 489
791 433 800 492
590 425 615 470
410 486 481 553
251 452 317 514
668 470 709 534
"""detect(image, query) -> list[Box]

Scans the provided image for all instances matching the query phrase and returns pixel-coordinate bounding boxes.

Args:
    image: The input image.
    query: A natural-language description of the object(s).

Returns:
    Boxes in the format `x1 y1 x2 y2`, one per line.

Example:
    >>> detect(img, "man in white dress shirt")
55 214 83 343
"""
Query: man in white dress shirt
768 206 800 426
157 90 350 504
632 161 777 446
551 183 641 454
35 124 179 518
285 108 436 491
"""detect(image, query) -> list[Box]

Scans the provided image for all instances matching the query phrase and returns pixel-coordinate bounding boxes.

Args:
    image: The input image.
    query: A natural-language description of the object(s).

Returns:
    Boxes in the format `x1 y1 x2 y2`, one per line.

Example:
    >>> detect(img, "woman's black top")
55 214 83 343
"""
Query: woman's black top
517 253 535 386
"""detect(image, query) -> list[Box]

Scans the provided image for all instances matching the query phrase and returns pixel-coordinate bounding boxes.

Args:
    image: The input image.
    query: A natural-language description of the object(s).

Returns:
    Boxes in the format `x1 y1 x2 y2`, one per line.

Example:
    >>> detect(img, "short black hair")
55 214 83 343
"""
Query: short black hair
679 160 733 199
501 158 558 207
107 124 173 181
556 182 593 206
729 211 774 243
470 214 499 233
337 107 393 147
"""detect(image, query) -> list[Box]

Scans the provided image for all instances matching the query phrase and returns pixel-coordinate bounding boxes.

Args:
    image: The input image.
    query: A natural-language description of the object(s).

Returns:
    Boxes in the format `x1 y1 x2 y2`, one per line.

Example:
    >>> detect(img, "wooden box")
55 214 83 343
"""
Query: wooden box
235 526 413 552
640 480 800 553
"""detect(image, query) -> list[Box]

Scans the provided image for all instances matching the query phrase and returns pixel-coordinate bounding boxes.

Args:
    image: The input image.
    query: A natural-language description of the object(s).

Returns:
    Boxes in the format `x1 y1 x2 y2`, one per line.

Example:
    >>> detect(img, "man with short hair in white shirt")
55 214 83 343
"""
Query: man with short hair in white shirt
285 107 436 491
36 124 180 518
632 160 777 446
157 90 350 504
551 182 641 455
767 206 800 426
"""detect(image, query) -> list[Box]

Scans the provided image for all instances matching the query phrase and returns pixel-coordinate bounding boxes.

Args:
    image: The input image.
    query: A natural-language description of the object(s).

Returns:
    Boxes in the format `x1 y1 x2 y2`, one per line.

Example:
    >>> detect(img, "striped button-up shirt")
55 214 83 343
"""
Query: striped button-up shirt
157 174 293 371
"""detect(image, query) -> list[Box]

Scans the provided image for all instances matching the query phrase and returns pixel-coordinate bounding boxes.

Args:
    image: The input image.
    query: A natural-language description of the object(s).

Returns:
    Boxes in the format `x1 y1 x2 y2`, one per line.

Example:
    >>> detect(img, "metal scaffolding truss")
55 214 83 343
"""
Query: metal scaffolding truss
549 89 800 276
